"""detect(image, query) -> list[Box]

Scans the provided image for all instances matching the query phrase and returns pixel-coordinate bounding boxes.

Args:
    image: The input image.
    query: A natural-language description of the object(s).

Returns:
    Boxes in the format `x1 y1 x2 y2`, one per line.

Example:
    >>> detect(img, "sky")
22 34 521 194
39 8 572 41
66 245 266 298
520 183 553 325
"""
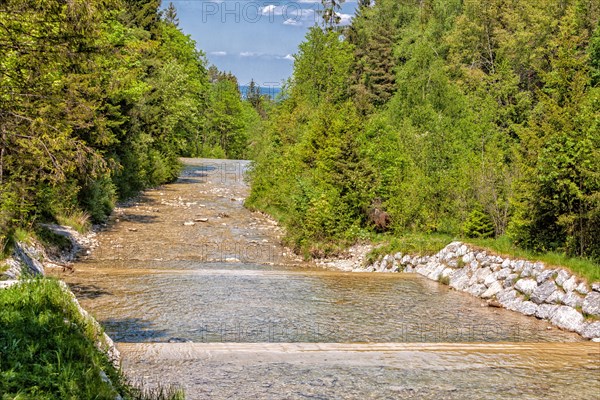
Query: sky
165 1 359 87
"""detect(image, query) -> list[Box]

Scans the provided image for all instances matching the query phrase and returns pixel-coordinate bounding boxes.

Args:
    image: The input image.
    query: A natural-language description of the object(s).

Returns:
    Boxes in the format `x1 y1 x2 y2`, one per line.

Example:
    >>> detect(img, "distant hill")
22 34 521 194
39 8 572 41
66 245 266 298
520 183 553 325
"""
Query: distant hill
239 85 282 100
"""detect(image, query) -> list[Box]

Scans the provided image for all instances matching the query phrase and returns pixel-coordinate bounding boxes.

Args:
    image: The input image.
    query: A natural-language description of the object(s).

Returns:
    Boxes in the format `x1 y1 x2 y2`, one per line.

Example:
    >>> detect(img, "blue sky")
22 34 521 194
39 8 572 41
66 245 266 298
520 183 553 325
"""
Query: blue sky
166 1 358 87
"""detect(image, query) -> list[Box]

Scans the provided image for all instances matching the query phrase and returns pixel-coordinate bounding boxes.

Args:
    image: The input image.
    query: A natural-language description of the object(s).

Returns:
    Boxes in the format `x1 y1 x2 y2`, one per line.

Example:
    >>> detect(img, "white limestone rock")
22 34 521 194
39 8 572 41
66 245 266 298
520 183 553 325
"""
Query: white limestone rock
582 292 600 317
550 306 585 332
514 278 538 296
531 280 558 305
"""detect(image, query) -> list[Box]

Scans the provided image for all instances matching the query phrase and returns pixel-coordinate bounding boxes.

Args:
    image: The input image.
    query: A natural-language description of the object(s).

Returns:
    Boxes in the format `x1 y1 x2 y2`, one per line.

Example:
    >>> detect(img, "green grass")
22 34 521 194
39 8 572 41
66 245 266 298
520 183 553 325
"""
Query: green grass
466 236 600 283
0 279 185 399
56 210 91 234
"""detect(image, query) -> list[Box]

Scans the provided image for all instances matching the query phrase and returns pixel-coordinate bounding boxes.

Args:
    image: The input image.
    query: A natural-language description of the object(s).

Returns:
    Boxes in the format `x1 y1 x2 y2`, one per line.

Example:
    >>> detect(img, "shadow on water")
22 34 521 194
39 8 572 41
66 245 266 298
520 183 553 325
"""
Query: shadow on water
68 283 113 300
101 317 172 343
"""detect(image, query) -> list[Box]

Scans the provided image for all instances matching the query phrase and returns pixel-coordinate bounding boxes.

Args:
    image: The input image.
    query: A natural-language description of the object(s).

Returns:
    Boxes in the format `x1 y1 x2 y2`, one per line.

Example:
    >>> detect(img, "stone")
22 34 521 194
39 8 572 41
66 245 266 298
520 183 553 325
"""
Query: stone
575 282 589 295
582 292 600 317
592 283 600 293
401 255 412 265
512 260 525 273
533 262 545 273
514 278 538 296
501 259 511 269
550 306 584 332
503 274 518 288
466 284 487 297
490 263 502 272
394 252 403 261
562 276 578 293
561 291 583 308
457 244 468 256
497 289 519 309
404 265 414 273
531 280 558 304
449 269 470 291
555 269 570 286
546 289 565 305
536 269 556 284
0 280 19 289
535 304 560 320
475 267 493 284
481 281 503 299
579 322 600 340
521 262 533 277
484 271 498 287
497 268 511 280
469 260 479 271
441 268 454 279
13 242 44 276
514 301 538 316
462 253 474 264
183 221 195 226
427 263 446 281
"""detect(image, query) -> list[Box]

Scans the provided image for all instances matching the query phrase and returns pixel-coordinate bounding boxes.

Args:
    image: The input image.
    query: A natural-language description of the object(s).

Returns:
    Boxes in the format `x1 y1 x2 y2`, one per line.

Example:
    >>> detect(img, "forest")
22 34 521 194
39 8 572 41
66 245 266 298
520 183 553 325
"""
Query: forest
0 0 261 252
246 0 600 263
1 0 599 265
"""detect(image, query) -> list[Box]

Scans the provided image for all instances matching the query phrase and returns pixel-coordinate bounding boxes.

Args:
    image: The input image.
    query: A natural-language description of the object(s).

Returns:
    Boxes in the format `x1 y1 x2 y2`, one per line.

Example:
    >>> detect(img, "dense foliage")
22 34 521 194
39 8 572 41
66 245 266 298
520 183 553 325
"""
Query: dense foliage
247 0 600 260
0 0 258 248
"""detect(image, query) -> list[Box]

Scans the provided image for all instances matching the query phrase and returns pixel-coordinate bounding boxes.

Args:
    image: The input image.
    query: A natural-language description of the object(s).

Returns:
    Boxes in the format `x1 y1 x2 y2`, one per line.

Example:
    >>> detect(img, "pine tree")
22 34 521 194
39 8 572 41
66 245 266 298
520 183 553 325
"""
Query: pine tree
163 2 179 26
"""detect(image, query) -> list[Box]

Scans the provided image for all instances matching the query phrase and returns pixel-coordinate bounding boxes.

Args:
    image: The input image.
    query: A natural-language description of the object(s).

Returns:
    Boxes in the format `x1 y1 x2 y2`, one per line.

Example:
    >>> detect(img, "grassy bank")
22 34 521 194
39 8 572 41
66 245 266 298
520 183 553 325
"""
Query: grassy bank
367 234 600 283
0 279 184 399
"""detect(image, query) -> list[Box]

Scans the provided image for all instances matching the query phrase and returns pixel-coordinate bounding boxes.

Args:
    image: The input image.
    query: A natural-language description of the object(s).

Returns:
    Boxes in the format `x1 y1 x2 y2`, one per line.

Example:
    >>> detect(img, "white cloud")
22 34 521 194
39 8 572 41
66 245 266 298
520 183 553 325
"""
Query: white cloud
283 18 302 26
240 51 258 57
339 13 352 26
284 54 294 61
210 51 227 56
260 4 285 15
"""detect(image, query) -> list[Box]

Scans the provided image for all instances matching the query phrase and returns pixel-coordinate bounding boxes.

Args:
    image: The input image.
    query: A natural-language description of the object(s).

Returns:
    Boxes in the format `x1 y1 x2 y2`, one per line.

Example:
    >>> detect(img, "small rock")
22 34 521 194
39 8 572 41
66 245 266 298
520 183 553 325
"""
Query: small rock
497 268 511 280
592 283 600 292
449 269 470 291
550 306 584 332
183 221 195 226
575 282 589 295
521 263 534 277
546 289 565 304
484 272 498 287
562 276 578 293
582 292 600 317
128 228 138 232
515 301 538 316
512 260 525 273
195 218 208 222
555 269 570 286
515 278 538 296
536 269 556 285
535 304 560 320
481 281 503 299
562 291 583 308
531 280 558 304
466 283 487 297
501 259 511 269
579 321 600 340
503 273 519 289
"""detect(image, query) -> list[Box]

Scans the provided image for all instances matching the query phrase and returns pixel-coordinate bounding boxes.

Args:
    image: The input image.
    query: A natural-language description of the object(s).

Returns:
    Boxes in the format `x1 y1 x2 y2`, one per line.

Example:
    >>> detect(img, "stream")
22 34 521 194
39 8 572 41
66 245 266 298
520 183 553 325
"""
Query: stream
53 159 600 399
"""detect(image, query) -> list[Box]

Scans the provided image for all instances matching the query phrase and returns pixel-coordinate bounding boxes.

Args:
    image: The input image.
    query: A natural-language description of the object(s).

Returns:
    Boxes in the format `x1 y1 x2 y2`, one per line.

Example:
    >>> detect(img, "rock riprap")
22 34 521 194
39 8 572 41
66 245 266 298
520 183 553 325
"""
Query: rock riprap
353 242 600 341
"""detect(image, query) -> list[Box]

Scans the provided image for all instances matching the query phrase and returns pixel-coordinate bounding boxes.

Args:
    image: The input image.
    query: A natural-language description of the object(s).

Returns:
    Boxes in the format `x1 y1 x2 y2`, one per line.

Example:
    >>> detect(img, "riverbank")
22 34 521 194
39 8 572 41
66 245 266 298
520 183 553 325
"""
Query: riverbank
317 241 600 341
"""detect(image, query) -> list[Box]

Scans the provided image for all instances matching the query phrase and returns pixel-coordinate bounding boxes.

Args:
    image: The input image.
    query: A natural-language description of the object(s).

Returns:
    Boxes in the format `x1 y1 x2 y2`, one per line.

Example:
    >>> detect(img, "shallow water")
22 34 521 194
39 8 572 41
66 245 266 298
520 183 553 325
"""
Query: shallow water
53 159 600 399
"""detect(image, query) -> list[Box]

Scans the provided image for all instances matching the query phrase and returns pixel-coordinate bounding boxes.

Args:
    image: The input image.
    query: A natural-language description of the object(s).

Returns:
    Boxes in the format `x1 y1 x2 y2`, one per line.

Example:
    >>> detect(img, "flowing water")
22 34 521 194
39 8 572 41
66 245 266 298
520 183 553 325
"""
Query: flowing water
53 159 600 399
